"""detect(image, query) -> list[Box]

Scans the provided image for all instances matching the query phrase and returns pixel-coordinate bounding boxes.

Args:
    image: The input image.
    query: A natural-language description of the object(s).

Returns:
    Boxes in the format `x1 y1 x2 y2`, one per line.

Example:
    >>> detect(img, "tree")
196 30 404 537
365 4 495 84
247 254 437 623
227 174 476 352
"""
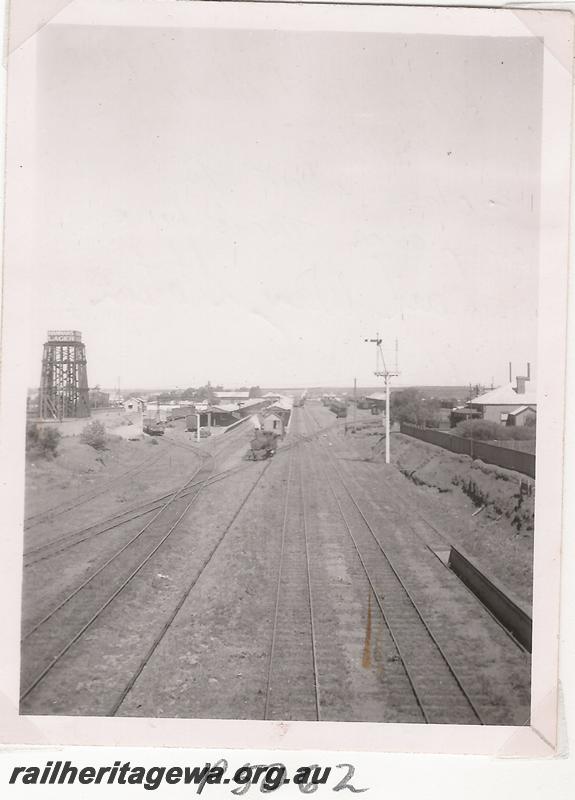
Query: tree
194 383 217 403
390 389 441 428
249 386 262 398
81 420 107 450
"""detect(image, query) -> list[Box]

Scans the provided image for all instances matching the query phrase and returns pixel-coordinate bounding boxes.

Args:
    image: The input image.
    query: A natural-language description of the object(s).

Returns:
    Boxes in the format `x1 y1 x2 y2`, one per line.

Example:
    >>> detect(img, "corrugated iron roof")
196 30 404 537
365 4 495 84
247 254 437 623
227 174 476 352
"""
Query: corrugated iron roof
268 399 293 411
507 405 536 416
365 392 387 401
470 382 537 406
237 398 268 408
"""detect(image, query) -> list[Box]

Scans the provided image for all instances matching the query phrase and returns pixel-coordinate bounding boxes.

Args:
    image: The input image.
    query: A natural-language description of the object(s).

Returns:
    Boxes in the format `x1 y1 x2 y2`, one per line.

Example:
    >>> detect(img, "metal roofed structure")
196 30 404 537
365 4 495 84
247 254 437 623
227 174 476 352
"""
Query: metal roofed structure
468 379 537 425
469 382 537 407
213 391 250 401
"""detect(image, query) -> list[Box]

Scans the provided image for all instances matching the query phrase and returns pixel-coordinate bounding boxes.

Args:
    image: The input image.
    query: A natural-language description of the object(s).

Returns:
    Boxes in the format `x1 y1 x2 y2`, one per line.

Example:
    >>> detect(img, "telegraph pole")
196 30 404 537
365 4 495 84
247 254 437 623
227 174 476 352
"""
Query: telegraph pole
364 333 400 464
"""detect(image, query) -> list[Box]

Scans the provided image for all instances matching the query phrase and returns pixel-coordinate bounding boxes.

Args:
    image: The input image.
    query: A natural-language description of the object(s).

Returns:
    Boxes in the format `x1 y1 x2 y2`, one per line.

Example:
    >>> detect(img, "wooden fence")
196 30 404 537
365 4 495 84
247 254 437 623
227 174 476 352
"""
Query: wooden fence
399 423 535 478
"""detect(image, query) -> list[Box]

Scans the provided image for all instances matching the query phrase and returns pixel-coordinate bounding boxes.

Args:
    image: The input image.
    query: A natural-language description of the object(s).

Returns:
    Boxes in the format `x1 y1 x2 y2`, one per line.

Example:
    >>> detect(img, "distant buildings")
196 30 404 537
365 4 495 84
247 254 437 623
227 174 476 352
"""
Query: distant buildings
364 392 387 411
89 387 110 409
123 397 146 413
452 366 537 427
213 391 250 403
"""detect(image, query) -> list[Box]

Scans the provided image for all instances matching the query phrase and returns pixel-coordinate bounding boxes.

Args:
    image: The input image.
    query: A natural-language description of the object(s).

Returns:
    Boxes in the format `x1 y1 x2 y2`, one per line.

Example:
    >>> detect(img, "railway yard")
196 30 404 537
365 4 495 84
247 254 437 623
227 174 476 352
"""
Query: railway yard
20 402 532 724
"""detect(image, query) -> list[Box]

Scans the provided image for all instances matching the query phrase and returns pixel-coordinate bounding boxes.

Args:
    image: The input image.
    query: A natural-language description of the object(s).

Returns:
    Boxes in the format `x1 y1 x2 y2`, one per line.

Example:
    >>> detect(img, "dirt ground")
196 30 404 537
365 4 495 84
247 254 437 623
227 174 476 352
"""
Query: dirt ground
20 406 531 724
25 435 167 518
339 414 534 605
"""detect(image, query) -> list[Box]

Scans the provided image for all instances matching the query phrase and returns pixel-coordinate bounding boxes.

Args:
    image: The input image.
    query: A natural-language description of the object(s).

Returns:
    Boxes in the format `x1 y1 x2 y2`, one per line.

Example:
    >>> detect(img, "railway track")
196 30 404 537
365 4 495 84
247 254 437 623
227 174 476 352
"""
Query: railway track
20 460 273 715
303 406 486 724
23 422 221 536
23 423 335 569
20 420 275 714
20 402 530 721
22 464 250 568
111 459 272 716
311 406 531 655
22 425 252 556
23 444 173 531
20 454 216 702
263 438 321 721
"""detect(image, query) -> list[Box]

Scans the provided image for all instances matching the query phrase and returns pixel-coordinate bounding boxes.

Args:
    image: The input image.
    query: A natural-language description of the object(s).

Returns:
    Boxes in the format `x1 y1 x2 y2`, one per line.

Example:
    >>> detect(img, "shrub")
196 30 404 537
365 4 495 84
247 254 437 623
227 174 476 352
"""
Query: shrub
81 419 107 450
455 419 503 440
25 423 40 451
41 427 61 456
455 418 536 441
26 423 61 459
504 425 536 441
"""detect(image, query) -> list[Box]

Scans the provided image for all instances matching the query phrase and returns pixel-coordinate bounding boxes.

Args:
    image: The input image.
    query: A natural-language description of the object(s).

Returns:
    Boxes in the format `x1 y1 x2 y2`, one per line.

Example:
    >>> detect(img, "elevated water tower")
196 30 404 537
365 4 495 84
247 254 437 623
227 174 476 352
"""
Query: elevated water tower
39 330 90 419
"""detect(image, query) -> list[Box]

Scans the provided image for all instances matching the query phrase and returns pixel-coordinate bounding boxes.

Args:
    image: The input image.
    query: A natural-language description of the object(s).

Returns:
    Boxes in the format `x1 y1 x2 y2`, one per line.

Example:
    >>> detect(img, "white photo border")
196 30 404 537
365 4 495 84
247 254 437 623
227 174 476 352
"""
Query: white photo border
0 0 572 757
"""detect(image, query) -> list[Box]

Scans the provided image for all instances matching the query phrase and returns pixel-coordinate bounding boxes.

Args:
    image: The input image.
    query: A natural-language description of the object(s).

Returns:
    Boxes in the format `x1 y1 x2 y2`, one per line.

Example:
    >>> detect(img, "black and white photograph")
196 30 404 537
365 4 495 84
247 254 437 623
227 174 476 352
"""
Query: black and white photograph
0 0 573 757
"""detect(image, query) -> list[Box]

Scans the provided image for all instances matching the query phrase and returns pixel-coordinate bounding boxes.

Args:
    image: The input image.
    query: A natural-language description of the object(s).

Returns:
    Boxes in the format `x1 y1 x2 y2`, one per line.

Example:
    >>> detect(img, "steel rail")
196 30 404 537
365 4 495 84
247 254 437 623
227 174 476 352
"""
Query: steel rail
20 459 219 704
23 419 246 530
21 457 212 642
23 425 256 564
23 465 247 566
309 430 430 723
306 408 485 724
110 459 273 716
23 446 171 530
263 411 323 721
321 422 530 655
263 447 294 720
298 416 323 721
23 423 333 569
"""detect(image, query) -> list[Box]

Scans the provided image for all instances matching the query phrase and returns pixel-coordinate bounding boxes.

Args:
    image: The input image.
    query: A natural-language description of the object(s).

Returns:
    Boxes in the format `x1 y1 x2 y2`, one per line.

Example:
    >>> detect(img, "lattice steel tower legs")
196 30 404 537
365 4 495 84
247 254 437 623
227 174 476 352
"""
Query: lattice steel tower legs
39 330 90 419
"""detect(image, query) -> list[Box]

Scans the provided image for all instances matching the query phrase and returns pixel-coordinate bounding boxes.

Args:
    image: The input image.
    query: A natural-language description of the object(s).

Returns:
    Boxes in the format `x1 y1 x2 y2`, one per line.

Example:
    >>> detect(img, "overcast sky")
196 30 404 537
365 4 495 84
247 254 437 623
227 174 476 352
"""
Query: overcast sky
29 24 542 390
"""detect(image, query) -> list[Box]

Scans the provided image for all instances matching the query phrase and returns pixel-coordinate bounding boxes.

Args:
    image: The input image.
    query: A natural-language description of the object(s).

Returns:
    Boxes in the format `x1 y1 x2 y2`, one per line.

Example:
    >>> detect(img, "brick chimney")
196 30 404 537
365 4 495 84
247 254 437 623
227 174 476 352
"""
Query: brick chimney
514 362 532 395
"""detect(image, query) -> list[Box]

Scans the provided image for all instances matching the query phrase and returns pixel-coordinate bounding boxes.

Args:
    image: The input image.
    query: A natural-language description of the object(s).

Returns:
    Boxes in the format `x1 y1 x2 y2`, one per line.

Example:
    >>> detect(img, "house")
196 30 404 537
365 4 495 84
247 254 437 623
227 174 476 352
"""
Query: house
262 413 284 436
467 367 536 425
123 397 146 413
